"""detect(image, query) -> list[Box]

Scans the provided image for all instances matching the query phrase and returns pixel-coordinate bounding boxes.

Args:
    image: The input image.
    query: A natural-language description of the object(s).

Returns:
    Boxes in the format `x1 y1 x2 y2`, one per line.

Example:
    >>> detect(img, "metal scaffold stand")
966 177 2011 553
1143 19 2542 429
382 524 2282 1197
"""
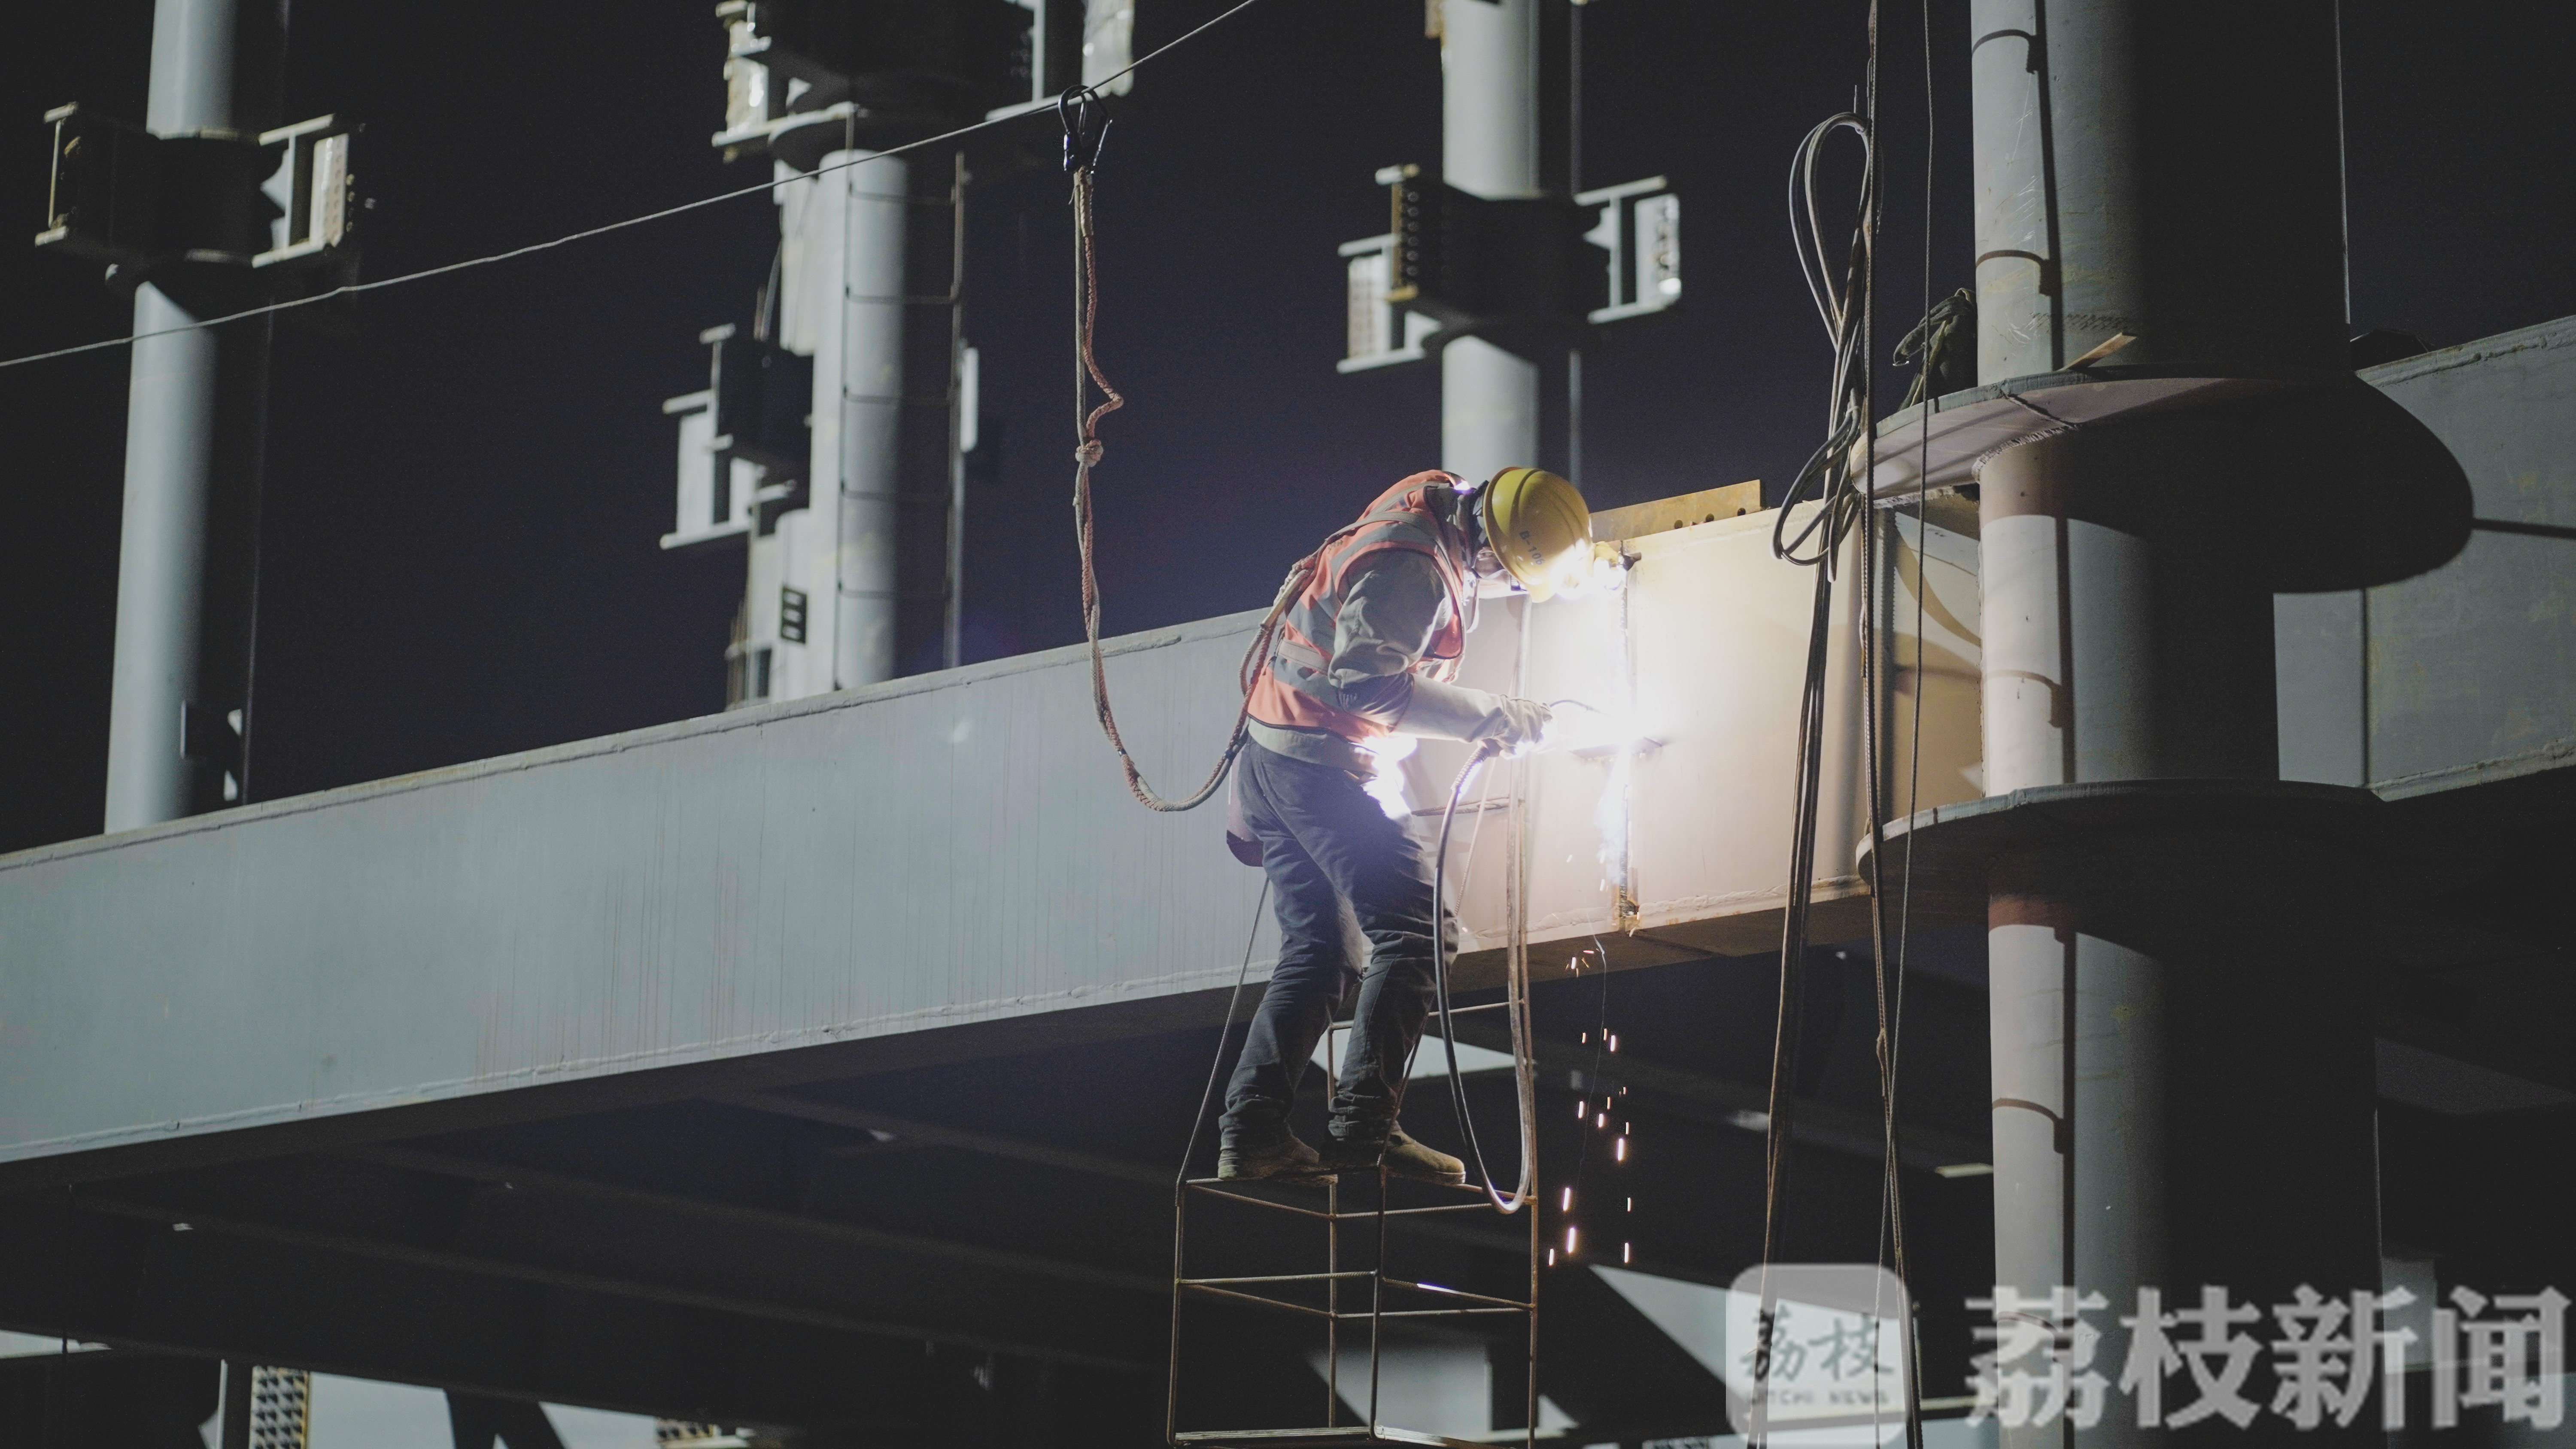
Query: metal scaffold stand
1169 1164 1539 1449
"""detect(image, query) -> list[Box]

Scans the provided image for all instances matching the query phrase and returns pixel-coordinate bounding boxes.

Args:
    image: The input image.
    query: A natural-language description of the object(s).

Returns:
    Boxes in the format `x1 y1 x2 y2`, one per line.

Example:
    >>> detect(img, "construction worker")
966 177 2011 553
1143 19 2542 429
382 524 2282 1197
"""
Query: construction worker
1219 467 1595 1185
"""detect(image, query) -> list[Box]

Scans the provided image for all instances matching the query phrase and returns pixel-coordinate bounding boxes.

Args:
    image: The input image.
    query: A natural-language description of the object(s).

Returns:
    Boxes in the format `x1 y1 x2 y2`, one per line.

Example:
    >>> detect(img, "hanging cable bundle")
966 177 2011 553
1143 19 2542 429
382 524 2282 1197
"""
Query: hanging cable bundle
1757 96 1878 1289
1753 7 1923 1449
1768 110 1879 579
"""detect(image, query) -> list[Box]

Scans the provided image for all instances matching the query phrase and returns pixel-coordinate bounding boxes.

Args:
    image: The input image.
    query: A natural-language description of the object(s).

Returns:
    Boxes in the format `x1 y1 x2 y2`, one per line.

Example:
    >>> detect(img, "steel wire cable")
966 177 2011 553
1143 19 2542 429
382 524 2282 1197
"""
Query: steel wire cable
0 0 1276 374
1844 3 1929 1440
1865 6 1944 1446
1174 879 1274 1186
1755 6 1909 1447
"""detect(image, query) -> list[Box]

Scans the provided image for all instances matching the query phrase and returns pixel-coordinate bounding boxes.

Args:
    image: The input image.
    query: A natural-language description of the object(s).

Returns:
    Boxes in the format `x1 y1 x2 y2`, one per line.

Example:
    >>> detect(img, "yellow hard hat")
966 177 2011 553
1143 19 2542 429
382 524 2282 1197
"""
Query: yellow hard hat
1480 467 1592 601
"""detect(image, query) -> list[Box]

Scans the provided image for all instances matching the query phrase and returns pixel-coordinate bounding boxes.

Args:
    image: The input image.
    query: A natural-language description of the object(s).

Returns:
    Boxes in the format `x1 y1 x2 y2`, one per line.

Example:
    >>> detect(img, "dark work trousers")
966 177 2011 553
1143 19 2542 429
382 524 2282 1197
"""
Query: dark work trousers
1221 740 1449 1149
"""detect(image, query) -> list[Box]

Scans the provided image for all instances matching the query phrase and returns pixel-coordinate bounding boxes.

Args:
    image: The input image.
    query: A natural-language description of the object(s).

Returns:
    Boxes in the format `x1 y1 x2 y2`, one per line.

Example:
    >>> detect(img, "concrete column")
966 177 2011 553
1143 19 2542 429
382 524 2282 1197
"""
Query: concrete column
105 0 271 830
1439 0 1540 482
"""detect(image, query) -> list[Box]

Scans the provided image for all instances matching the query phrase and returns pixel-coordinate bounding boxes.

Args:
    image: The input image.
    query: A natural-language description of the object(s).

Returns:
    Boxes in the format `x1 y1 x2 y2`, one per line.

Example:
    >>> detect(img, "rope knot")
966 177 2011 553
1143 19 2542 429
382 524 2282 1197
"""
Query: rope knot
1075 439 1106 467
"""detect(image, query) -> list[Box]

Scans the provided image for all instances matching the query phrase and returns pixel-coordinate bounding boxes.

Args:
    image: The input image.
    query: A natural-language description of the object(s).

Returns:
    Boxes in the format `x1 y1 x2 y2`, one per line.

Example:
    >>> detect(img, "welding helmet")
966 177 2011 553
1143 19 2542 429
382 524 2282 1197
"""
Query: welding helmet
1479 467 1592 602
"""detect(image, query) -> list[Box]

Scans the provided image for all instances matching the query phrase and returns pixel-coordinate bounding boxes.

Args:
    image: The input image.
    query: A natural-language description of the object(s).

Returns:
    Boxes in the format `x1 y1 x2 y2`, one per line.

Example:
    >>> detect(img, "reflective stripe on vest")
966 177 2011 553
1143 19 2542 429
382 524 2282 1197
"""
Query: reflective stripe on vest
1246 472 1472 743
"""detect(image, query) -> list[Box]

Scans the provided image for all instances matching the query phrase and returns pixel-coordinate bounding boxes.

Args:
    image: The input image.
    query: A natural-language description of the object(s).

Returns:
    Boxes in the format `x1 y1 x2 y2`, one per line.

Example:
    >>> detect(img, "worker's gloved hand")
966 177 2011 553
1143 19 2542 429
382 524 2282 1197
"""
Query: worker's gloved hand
1489 697 1553 754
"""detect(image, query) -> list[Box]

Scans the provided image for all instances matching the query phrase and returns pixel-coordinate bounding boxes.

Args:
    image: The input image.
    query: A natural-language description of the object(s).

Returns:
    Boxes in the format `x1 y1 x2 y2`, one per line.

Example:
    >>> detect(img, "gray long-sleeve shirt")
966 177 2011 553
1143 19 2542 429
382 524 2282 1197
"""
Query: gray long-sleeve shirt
1247 549 1517 772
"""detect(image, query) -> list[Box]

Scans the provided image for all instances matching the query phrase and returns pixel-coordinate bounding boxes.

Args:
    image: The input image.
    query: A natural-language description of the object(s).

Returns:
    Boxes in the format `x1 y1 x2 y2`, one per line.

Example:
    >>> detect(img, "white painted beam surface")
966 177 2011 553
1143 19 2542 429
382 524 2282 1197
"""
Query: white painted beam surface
0 504 1964 1173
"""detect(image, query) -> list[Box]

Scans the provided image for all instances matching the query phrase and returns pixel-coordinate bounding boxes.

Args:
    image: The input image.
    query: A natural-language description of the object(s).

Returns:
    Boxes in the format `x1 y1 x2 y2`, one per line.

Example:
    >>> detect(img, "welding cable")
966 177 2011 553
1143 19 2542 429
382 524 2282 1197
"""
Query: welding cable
1420 695 1617 1210
1892 290 1972 409
1771 111 1877 576
1428 740 1537 1213
0 0 1278 374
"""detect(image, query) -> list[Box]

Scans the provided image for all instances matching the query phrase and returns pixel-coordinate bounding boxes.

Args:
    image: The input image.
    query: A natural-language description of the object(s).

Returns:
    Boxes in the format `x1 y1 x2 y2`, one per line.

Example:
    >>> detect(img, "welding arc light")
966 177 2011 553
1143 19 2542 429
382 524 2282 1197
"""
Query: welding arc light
1534 541 1627 602
1541 698 1650 757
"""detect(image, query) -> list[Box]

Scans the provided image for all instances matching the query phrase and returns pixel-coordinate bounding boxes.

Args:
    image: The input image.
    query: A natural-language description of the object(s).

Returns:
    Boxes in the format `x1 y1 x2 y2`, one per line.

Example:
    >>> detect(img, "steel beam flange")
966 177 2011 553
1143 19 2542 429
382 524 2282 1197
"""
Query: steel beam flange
1868 369 2473 591
1854 778 2386 915
1866 368 2317 500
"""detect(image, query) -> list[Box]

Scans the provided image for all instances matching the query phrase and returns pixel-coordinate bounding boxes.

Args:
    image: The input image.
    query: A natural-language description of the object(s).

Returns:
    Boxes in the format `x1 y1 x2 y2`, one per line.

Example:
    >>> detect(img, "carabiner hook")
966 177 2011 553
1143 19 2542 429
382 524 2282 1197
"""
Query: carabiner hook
1059 84 1112 175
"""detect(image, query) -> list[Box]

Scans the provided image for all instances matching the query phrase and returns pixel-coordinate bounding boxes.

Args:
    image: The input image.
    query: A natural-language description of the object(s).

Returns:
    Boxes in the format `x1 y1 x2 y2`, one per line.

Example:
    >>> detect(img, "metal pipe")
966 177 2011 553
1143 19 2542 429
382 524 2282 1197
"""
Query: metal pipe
1438 0 1540 481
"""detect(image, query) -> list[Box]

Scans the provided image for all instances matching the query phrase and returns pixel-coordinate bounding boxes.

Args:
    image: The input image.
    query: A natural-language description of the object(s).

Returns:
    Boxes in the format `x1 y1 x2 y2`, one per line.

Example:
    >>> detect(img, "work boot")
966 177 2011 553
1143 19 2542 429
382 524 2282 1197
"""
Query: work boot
1321 1127 1467 1187
1218 1130 1334 1183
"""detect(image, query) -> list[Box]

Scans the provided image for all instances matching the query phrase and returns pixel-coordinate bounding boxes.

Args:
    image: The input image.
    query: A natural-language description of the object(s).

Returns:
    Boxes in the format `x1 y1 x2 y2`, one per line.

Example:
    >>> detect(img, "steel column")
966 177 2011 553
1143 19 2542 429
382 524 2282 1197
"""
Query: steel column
829 149 907 689
105 0 276 829
1438 0 1541 482
806 147 908 693
1978 423 2280 793
109 291 226 829
1968 4 2382 1444
1970 0 2348 382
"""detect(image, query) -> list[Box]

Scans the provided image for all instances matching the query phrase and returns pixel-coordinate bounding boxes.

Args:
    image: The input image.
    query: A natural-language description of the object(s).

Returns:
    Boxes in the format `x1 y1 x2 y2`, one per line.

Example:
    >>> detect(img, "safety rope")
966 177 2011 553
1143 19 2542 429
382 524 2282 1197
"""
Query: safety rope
1065 123 1303 813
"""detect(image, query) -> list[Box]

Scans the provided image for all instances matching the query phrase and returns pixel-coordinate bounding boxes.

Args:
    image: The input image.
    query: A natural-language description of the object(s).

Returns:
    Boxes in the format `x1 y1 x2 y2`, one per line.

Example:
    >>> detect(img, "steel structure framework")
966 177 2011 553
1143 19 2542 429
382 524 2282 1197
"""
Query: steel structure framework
1169 1167 1539 1449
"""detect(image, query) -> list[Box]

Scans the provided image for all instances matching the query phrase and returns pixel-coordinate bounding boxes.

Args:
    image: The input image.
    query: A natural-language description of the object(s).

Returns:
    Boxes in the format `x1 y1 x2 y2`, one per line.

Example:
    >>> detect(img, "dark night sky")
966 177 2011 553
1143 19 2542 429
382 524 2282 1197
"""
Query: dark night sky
5 1 2573 855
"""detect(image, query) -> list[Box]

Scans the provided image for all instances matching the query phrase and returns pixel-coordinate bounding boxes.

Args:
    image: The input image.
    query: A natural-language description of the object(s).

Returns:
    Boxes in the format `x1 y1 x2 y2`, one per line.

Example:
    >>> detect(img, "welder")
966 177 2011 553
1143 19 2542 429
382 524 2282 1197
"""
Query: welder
1218 467 1594 1185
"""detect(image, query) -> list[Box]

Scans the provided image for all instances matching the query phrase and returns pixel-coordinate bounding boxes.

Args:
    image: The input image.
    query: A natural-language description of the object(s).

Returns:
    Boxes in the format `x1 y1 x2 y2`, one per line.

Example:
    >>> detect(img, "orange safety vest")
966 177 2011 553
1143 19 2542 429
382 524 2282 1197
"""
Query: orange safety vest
1247 471 1476 745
